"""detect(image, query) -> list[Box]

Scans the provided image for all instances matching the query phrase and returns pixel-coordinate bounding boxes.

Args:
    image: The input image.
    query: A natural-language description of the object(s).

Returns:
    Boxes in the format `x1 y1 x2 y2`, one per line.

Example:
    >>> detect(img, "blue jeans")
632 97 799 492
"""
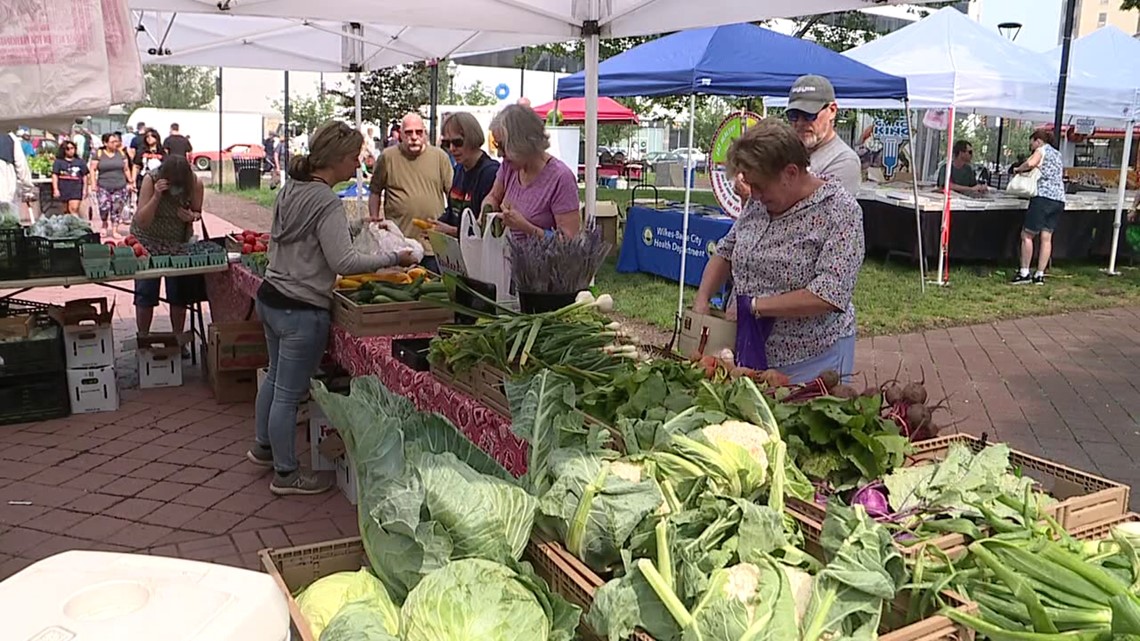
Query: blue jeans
780 334 857 385
254 300 330 475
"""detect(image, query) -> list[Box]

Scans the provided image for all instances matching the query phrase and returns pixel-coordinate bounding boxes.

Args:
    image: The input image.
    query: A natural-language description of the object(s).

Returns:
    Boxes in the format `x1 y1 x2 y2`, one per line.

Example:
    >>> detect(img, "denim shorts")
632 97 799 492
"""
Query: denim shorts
1024 196 1064 234
134 276 195 308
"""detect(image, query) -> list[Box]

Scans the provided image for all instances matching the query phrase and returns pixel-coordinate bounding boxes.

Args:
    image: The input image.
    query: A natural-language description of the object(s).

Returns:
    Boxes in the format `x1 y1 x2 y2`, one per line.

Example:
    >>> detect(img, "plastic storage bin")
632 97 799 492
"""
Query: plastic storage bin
0 550 290 641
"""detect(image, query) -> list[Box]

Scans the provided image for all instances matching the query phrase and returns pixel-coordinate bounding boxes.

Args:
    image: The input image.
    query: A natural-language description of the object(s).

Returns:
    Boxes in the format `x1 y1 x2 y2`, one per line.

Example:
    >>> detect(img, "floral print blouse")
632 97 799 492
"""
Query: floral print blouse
716 179 864 367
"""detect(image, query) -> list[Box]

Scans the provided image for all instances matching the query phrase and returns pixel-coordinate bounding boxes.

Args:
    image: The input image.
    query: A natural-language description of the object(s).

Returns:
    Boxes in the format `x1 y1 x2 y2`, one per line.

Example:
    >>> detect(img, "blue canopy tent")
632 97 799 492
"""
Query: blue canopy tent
556 23 924 314
555 22 908 100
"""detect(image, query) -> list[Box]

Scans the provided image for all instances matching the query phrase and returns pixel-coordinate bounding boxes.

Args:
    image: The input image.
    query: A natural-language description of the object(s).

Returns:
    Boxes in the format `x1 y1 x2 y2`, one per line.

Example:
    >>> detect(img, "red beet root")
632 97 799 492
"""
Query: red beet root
902 382 928 406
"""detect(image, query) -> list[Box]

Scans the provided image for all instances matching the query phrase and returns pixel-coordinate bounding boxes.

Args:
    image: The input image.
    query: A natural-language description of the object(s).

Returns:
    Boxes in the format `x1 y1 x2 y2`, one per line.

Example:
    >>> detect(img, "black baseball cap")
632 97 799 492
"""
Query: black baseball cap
787 75 836 113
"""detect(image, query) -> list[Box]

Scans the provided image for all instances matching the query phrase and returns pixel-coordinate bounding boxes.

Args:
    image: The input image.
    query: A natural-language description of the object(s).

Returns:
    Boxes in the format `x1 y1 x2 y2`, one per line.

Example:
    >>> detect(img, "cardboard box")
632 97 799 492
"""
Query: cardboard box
308 402 340 472
208 321 269 372
210 367 259 404
52 298 115 369
335 452 358 505
678 309 736 357
137 334 183 389
67 366 119 414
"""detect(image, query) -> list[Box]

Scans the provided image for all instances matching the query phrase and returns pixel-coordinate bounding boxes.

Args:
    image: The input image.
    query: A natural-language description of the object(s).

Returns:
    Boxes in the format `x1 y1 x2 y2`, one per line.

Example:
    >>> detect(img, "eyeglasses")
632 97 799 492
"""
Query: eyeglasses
786 109 821 123
403 129 425 137
441 138 464 148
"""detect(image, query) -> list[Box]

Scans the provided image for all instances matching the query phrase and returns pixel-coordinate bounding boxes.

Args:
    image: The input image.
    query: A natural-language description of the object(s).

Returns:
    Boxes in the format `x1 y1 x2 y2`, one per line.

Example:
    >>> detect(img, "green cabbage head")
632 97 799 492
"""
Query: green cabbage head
401 558 579 641
319 602 401 641
296 568 399 640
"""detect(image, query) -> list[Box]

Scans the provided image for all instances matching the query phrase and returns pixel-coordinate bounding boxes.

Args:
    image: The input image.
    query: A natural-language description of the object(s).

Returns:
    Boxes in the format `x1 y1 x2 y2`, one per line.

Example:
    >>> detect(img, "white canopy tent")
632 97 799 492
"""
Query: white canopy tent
1046 27 1140 275
769 7 1135 284
129 0 941 232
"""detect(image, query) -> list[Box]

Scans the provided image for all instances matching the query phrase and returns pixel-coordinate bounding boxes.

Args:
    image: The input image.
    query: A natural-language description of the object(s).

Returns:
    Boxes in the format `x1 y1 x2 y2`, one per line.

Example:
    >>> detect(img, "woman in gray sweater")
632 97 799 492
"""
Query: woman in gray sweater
247 120 416 496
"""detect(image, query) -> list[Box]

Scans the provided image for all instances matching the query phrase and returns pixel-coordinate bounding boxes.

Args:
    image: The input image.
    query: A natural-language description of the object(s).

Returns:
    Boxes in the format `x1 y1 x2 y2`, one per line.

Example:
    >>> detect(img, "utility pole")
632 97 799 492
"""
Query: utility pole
1053 0 1079 144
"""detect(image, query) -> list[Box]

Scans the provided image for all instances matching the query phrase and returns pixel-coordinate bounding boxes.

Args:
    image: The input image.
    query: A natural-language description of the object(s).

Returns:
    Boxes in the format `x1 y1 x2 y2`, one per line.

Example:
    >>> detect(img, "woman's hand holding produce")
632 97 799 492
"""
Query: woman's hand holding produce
176 207 199 223
396 249 417 267
432 221 457 237
500 203 531 233
153 178 170 193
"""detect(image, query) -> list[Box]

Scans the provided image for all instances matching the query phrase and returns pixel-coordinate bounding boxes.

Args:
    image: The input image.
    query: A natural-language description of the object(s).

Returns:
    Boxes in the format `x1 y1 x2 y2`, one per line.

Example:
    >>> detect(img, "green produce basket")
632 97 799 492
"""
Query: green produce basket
136 255 151 271
206 252 227 266
170 255 191 270
190 253 209 268
82 259 112 280
149 255 172 269
112 257 140 276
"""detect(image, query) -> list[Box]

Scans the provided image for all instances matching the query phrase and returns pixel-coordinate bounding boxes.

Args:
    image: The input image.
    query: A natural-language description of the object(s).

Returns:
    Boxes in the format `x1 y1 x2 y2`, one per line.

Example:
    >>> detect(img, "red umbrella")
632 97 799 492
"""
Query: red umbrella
531 97 639 124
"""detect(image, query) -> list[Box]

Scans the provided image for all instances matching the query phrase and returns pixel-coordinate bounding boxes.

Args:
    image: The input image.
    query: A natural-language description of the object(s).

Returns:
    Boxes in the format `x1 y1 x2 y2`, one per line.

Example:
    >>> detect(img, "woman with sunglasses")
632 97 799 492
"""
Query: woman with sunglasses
434 112 500 237
51 141 89 215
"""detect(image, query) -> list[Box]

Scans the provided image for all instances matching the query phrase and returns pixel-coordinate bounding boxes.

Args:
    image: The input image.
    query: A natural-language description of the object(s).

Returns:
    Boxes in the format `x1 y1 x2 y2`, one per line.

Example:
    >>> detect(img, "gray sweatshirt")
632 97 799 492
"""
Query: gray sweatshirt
264 180 397 309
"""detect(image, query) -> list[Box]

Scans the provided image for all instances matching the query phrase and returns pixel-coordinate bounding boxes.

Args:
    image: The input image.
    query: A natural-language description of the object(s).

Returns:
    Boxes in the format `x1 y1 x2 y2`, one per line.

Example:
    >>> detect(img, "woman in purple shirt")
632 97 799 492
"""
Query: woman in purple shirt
484 105 580 238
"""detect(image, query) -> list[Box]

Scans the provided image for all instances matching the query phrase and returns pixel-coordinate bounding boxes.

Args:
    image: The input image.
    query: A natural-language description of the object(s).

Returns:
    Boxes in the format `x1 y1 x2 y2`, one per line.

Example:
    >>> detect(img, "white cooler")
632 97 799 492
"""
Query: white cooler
1 550 290 641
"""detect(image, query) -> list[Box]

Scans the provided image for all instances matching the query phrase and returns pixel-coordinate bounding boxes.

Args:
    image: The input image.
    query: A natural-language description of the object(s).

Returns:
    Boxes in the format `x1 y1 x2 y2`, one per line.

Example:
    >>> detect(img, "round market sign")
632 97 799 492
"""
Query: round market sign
710 111 762 218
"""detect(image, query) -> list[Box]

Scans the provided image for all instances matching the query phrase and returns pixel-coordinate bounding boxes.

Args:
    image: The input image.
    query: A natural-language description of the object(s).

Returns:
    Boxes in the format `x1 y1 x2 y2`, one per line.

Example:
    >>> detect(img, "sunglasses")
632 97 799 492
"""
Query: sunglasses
441 137 464 149
786 109 822 123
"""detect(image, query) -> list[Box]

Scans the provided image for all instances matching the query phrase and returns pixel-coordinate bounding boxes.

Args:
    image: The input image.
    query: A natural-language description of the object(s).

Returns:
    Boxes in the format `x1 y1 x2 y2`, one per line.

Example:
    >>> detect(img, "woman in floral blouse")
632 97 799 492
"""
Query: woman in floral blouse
694 118 864 383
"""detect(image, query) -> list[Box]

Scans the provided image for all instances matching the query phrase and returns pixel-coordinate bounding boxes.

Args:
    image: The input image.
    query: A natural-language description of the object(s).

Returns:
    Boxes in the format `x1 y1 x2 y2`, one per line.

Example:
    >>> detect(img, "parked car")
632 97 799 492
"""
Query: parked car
663 148 708 172
189 143 266 171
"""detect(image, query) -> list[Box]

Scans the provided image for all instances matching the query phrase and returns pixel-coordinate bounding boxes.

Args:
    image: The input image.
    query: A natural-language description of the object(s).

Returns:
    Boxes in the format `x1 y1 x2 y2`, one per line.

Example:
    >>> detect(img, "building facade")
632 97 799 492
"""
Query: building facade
1071 0 1140 38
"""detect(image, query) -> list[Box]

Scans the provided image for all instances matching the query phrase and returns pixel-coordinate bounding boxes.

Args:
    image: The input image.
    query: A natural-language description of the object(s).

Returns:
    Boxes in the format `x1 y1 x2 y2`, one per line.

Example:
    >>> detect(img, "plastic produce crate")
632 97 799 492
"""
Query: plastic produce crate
0 370 70 425
0 228 26 280
788 432 1130 560
25 232 101 278
149 255 172 269
0 322 64 377
1068 512 1140 540
170 255 191 269
259 537 370 641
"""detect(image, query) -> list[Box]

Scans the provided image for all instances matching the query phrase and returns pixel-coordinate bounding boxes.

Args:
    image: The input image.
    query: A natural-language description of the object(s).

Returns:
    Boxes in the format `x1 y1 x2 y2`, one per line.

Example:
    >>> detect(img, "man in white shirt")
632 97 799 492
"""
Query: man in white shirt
785 75 861 195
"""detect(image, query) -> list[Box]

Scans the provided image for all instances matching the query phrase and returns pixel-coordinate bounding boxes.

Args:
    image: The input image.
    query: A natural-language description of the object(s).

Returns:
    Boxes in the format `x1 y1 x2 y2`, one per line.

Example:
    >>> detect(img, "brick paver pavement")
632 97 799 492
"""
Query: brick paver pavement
2 283 1139 580
857 307 1140 499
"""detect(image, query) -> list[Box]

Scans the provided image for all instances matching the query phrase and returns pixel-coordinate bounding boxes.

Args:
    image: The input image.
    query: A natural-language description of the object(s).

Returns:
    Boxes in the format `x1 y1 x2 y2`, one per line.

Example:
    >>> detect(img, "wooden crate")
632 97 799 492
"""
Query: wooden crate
259 537 370 641
332 291 452 337
788 432 1130 560
530 512 977 641
429 360 478 397
476 362 511 417
1067 512 1140 541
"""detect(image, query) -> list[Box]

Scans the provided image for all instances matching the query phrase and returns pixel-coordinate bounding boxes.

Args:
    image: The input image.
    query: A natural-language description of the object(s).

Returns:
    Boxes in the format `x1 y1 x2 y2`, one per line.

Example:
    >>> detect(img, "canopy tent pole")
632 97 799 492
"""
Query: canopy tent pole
583 12 600 230
935 107 956 286
676 93 696 321
1107 118 1135 276
905 99 926 292
354 70 364 215
217 67 223 193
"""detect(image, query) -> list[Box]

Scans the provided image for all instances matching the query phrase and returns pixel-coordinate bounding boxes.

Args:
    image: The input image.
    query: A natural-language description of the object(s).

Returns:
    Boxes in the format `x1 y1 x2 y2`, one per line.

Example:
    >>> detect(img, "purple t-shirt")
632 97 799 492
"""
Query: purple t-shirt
496 157 580 238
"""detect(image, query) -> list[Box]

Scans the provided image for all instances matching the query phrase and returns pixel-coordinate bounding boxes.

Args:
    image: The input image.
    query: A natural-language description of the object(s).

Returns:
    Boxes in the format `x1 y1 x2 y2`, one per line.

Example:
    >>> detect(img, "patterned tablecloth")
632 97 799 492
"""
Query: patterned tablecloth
205 264 527 476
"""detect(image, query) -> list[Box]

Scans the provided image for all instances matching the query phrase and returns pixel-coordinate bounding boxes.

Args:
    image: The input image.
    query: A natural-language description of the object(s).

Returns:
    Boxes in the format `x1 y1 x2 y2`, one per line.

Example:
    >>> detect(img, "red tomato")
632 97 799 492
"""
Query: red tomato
259 233 270 242
133 244 146 257
253 243 267 253
125 235 138 246
242 243 254 254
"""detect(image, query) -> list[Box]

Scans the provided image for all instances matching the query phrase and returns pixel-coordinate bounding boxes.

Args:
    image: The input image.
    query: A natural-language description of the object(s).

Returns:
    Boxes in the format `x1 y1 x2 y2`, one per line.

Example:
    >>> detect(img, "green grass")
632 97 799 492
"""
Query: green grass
596 258 1140 337
217 185 278 210
583 186 720 212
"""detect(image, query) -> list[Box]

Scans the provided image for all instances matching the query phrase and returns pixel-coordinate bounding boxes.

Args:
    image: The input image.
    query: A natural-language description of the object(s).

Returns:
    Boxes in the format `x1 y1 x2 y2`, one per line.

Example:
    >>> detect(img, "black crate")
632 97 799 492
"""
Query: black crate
391 338 432 372
25 232 101 278
0 228 26 280
0 298 57 318
0 324 65 377
0 370 70 426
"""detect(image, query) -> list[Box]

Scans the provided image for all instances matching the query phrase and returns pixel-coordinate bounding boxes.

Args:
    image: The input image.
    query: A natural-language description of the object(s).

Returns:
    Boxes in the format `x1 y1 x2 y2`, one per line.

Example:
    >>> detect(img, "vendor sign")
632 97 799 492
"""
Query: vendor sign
869 117 910 180
710 111 762 218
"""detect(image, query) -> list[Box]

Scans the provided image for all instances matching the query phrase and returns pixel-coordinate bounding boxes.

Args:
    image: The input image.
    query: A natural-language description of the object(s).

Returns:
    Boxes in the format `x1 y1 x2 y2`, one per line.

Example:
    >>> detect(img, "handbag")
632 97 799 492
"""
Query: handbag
1006 168 1040 198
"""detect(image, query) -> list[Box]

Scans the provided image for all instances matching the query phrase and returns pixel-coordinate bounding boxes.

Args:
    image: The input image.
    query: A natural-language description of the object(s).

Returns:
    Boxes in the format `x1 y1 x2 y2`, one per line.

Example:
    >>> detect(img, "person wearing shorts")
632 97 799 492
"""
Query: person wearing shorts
1011 129 1066 285
131 155 203 336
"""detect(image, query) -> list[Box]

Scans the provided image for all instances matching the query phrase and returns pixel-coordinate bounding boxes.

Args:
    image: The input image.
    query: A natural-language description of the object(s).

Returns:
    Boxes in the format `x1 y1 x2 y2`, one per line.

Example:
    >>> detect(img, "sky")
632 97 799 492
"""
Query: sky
975 0 1065 52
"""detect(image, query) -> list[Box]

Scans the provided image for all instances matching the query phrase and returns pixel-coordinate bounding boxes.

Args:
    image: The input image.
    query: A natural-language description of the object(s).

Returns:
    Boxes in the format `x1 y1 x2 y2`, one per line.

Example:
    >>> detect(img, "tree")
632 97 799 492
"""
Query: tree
132 65 216 109
334 64 430 128
1121 0 1138 10
452 80 498 106
271 94 339 135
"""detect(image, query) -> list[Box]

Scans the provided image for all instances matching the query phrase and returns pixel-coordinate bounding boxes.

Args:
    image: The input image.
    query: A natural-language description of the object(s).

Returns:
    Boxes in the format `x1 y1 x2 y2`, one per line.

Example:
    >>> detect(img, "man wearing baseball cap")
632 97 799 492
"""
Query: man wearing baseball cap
786 75 861 194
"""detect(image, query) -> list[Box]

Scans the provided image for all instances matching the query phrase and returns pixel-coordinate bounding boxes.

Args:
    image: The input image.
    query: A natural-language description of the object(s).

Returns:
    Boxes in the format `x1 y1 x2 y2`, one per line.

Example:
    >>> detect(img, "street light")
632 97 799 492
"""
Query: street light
992 22 1023 185
446 60 458 104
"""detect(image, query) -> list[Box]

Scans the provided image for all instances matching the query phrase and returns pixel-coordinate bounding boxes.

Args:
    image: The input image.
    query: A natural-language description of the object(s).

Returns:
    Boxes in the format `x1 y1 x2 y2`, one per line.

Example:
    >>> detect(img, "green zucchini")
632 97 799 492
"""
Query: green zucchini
370 294 394 304
419 282 448 294
373 284 415 302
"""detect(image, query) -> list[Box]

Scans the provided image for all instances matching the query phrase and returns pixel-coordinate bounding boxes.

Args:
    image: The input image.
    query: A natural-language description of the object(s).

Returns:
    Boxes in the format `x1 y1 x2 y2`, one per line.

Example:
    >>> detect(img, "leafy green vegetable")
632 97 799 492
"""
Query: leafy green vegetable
882 442 1050 526
312 377 535 601
297 569 399 640
775 395 910 489
319 601 402 641
400 558 579 641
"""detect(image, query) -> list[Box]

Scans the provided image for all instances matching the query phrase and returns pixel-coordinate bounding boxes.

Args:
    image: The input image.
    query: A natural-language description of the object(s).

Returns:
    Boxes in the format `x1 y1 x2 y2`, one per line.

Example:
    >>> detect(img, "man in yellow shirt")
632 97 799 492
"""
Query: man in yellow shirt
368 113 453 255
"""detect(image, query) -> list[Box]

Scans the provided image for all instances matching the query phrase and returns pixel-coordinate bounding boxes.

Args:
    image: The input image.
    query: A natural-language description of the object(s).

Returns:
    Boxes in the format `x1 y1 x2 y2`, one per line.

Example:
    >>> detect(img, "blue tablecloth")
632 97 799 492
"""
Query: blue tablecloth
617 205 734 287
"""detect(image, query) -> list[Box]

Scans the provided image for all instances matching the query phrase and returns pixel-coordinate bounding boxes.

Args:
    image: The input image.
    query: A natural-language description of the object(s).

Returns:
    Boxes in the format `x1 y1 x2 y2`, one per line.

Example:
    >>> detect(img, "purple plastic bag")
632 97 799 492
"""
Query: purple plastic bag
735 294 775 370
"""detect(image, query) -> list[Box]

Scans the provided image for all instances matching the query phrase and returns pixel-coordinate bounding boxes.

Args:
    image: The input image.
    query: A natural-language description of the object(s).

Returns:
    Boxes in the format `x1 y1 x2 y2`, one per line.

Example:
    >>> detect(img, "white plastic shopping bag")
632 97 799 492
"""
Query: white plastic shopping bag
458 210 516 307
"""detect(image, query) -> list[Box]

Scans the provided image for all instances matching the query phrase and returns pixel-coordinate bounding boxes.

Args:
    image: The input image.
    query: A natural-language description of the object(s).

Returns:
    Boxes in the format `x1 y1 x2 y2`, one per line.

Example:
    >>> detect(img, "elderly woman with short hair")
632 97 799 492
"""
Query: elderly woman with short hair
434 111 501 237
694 118 865 383
484 104 580 238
